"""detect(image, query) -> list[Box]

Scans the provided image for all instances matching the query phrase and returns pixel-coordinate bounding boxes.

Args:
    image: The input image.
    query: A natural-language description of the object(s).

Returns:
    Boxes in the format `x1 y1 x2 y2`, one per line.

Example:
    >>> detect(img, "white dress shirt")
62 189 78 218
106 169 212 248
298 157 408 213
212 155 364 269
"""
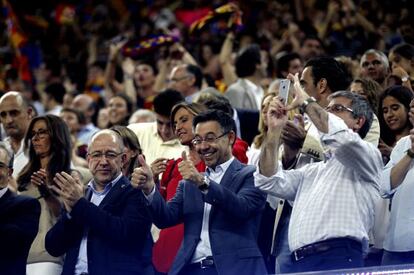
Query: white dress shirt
0 187 8 199
254 114 382 252
191 157 234 263
380 135 414 252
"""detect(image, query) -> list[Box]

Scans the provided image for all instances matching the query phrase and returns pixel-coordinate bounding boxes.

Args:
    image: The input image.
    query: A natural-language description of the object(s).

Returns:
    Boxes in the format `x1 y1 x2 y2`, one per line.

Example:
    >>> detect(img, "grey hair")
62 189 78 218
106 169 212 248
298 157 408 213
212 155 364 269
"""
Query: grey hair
361 49 390 71
88 129 125 153
328 90 373 139
0 142 14 168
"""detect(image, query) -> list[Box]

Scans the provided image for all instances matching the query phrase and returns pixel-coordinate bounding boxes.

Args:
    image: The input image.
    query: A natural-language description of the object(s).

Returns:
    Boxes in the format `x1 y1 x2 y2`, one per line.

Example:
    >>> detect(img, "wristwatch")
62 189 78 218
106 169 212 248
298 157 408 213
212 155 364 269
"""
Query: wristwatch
402 76 410 83
299 97 317 114
198 176 210 191
406 149 414 158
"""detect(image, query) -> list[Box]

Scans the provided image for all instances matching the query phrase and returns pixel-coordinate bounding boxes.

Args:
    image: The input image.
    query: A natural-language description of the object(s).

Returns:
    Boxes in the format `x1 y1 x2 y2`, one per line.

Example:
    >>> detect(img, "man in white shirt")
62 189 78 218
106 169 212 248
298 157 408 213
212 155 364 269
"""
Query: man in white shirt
255 74 382 273
0 91 34 179
131 110 267 275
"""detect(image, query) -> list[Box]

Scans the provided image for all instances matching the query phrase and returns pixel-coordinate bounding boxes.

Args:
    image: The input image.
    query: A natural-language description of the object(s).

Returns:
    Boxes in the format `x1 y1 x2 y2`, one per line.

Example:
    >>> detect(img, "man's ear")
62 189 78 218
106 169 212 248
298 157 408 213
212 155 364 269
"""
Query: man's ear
228 130 236 146
8 168 13 177
27 107 34 119
355 116 366 132
317 78 328 95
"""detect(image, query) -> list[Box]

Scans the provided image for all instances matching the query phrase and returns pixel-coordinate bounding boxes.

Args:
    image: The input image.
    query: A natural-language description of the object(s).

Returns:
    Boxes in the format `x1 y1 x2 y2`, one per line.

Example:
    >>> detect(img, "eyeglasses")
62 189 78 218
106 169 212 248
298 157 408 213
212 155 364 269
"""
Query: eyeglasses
31 129 49 139
168 75 191 83
88 151 123 160
325 104 354 114
361 60 382 68
192 132 229 146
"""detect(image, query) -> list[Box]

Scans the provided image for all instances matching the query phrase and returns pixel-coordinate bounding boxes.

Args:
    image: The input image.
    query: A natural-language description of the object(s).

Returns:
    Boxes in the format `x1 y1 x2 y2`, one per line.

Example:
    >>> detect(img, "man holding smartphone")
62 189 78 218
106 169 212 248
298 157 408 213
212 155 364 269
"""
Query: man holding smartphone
255 74 382 272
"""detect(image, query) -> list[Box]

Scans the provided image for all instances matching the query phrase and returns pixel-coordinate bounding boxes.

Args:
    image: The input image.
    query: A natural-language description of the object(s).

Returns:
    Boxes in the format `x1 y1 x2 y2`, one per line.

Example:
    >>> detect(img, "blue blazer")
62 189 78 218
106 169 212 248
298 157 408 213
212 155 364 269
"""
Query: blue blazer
0 190 40 275
45 176 152 275
150 159 267 275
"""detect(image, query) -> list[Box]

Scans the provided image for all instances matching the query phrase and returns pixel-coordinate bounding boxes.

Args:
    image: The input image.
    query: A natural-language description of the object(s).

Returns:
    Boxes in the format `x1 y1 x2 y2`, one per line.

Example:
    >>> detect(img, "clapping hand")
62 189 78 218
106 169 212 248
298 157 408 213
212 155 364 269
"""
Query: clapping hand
51 171 84 212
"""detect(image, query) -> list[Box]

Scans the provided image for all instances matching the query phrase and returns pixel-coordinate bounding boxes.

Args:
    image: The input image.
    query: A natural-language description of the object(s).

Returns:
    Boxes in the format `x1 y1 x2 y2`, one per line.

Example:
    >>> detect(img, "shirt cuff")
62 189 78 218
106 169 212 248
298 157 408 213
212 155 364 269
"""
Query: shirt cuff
143 186 156 203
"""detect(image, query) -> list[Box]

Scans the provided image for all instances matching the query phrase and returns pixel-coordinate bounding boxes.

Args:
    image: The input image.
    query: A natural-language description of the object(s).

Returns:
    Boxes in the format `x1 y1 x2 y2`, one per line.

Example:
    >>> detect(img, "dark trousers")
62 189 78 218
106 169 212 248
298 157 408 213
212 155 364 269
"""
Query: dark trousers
382 250 414 266
292 239 363 273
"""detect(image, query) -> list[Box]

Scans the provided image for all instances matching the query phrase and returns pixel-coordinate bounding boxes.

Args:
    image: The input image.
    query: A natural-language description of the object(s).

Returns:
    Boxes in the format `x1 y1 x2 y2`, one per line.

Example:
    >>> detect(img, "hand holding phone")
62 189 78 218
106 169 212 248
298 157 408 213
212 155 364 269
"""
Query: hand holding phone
279 79 291 106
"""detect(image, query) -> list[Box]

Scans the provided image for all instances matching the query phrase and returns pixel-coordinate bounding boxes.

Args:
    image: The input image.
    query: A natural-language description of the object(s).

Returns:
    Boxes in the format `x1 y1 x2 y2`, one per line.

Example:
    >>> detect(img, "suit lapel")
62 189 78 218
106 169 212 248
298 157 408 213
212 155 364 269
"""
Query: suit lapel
209 159 242 219
98 177 129 210
0 190 14 217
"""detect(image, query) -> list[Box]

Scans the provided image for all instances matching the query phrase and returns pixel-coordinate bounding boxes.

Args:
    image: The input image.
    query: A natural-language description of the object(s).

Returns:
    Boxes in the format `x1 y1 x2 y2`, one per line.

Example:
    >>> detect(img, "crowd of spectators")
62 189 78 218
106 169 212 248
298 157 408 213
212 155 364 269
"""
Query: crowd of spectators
2 0 414 274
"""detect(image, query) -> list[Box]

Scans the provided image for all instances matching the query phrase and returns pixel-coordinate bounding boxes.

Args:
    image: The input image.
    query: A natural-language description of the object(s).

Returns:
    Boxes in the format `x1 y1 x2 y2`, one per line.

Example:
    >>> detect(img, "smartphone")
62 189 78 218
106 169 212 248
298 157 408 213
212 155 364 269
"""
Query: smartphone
279 79 290 105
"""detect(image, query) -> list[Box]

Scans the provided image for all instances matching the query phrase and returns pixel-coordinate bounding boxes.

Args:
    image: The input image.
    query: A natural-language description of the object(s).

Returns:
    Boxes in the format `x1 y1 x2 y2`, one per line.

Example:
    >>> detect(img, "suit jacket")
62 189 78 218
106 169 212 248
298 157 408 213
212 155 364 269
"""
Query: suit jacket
45 176 152 275
150 159 267 275
225 79 260 110
0 190 40 275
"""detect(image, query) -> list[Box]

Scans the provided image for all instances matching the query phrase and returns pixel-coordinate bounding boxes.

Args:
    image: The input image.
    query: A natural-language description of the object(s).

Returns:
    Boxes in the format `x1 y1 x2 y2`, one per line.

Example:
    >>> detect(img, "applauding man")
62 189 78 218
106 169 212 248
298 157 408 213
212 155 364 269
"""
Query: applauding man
132 110 267 275
45 130 151 275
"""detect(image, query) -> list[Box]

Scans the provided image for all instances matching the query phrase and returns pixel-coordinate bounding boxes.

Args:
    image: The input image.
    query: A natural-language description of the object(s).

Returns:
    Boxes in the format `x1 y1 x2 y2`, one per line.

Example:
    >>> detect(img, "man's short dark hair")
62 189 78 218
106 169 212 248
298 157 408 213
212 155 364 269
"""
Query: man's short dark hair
193 110 236 138
235 44 261 78
153 89 184 117
44 83 66 104
185 64 203 89
61 107 86 125
276 52 302 78
328 91 373 139
304 57 350 93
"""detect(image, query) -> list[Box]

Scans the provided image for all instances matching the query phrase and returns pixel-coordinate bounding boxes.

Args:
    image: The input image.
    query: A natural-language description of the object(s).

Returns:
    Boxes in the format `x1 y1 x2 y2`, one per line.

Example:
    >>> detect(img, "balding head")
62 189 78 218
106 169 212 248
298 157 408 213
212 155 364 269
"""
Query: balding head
87 129 125 189
0 91 33 142
71 94 95 123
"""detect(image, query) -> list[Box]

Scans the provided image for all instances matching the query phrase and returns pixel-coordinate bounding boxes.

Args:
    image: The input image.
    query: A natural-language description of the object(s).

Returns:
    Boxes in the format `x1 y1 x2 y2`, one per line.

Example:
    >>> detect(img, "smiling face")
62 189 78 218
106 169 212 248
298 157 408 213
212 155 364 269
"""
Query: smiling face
194 121 234 169
173 107 194 146
382 95 408 132
31 119 51 158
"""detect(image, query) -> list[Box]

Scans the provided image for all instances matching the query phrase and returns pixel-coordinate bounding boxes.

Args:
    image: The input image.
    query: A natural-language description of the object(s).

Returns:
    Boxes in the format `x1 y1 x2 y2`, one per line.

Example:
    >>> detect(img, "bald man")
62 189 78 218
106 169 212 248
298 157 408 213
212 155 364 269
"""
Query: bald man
0 91 34 178
45 130 152 275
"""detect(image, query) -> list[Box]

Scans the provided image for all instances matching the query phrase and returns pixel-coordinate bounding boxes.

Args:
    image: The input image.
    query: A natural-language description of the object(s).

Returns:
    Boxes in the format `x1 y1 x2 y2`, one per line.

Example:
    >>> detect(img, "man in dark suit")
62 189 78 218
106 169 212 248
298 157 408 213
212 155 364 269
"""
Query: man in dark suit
0 142 40 275
132 110 267 275
45 129 152 275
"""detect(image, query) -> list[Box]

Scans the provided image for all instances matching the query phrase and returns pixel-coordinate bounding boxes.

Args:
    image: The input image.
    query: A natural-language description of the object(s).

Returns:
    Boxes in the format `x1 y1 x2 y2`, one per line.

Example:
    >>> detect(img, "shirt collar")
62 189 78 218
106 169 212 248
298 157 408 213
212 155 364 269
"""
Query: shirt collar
206 156 234 175
88 173 122 196
0 187 8 199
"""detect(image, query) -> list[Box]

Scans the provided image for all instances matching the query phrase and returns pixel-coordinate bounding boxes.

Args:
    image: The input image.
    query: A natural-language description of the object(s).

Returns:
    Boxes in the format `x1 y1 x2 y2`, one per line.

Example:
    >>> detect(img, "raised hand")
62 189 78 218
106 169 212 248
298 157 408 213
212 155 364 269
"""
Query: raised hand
282 114 306 149
286 73 310 111
131 155 155 195
266 96 288 131
52 171 84 212
178 151 204 186
31 168 47 187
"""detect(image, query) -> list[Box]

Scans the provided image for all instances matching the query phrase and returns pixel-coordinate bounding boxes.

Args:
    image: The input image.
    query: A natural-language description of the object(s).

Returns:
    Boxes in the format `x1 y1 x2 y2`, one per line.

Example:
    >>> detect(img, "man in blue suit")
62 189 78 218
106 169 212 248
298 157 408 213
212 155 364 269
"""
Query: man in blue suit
45 129 152 275
132 110 267 275
0 142 40 275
